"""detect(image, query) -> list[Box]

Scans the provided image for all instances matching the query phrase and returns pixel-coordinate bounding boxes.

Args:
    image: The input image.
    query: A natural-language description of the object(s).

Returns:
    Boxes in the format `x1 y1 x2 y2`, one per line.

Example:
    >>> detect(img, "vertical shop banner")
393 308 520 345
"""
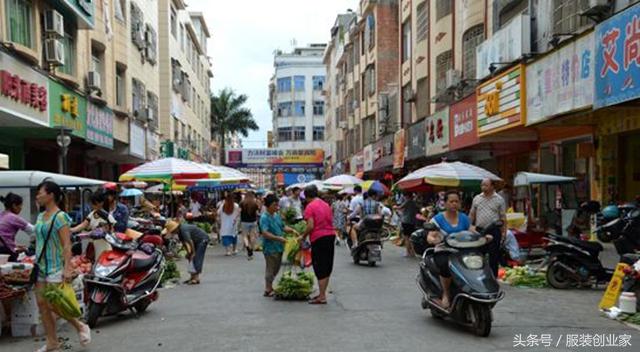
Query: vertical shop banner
527 32 595 125
425 107 450 156
373 134 394 170
129 122 146 159
393 129 405 169
449 94 479 150
355 152 364 174
49 80 87 138
407 119 427 160
86 102 114 149
0 51 49 126
476 65 526 137
594 4 640 108
363 144 373 172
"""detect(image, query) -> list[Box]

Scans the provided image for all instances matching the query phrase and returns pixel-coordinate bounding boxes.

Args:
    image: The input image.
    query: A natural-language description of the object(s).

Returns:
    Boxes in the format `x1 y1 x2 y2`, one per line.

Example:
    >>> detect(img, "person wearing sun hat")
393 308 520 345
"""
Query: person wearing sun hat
163 220 210 284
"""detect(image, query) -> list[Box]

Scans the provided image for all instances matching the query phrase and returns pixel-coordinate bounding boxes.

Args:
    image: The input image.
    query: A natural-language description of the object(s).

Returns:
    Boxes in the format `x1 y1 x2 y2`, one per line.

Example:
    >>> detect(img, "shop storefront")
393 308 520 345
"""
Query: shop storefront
593 4 640 202
405 119 427 172
425 107 450 158
369 133 395 181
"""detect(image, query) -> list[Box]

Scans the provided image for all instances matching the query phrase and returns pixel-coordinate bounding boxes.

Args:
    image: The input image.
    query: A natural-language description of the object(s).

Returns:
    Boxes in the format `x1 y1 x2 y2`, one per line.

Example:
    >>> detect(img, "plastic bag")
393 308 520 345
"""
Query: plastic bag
282 238 300 264
42 283 82 320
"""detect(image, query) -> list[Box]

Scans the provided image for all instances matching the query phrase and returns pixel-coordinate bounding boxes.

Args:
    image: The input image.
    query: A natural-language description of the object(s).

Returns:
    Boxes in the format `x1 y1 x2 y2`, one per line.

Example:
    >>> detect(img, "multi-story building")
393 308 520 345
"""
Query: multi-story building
158 0 212 163
269 44 327 150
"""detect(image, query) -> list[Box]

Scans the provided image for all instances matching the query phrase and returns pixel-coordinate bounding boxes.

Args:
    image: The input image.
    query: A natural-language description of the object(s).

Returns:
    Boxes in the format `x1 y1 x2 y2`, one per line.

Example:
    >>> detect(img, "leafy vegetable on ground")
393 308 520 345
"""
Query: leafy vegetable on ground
502 266 548 288
274 271 315 300
161 259 181 285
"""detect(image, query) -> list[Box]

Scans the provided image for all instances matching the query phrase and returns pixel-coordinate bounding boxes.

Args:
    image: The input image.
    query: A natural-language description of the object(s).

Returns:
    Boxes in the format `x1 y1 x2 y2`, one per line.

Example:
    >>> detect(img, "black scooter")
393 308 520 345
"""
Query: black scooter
348 215 384 266
416 222 505 337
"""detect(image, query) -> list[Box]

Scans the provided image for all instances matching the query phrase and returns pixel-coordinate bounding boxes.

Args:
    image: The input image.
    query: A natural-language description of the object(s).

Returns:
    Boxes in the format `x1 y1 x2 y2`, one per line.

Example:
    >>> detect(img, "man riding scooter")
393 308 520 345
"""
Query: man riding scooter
348 189 382 248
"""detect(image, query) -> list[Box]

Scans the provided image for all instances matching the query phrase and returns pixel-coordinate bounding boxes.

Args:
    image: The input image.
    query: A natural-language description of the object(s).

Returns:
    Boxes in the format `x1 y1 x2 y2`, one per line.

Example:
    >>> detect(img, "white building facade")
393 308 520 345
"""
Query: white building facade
269 44 327 150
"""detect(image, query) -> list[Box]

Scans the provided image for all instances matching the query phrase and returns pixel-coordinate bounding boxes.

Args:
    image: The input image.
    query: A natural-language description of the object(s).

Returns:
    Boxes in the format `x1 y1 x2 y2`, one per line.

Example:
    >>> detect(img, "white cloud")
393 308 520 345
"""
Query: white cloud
187 0 359 147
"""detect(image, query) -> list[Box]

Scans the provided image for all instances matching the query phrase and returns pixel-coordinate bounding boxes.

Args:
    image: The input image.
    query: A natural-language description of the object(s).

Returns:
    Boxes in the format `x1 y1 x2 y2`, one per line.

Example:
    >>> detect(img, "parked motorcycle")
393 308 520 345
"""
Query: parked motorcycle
416 222 505 337
349 215 384 266
83 229 165 328
598 207 640 256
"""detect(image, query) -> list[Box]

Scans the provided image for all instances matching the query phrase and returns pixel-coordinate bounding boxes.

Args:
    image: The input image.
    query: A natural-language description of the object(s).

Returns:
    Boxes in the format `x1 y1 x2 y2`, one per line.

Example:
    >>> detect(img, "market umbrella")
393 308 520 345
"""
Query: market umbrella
198 164 250 181
324 174 363 189
120 188 143 197
361 180 391 195
395 161 502 190
118 158 219 183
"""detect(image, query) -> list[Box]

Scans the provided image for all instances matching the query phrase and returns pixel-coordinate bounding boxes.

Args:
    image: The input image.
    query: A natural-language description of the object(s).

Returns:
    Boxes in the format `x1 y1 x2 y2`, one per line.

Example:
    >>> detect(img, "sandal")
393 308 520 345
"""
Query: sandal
308 297 327 305
185 279 199 285
263 290 274 297
36 344 61 352
78 322 92 347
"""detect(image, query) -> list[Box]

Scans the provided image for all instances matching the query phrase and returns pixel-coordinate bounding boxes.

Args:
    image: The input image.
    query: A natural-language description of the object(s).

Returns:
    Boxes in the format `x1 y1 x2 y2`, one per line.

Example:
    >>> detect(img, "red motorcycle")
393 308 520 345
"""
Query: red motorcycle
83 229 165 328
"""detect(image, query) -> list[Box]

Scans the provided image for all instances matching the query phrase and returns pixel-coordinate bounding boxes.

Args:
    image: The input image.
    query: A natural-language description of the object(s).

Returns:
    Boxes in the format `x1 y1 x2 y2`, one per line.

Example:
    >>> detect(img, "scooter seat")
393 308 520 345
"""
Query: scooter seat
567 237 604 253
131 251 159 271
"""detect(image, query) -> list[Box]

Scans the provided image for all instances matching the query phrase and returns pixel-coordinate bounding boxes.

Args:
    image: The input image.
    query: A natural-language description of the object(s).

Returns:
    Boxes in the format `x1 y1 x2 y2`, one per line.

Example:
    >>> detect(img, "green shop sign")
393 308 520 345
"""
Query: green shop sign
49 80 87 139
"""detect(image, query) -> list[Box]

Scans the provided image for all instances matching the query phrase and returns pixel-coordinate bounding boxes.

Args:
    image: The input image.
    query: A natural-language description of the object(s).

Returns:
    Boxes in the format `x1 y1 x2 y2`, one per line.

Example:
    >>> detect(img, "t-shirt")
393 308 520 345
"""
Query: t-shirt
86 210 116 231
400 199 419 225
470 192 506 228
259 212 285 255
304 198 335 243
290 197 303 219
349 195 364 219
278 196 291 210
35 211 71 276
240 201 259 223
177 223 210 246
190 201 202 217
0 211 31 250
217 203 240 237
431 212 471 236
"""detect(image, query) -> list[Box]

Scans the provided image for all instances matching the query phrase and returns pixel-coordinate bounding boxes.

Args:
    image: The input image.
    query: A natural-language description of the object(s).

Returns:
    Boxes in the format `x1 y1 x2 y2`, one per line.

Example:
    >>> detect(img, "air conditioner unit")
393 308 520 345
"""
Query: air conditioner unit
581 0 612 20
338 120 347 129
45 39 65 66
87 71 101 90
445 69 461 90
44 10 64 38
146 106 154 122
588 0 609 9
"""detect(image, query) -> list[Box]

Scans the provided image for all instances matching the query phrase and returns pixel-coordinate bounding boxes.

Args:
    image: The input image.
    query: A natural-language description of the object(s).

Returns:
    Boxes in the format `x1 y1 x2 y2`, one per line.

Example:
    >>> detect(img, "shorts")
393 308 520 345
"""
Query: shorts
241 222 257 234
264 252 283 284
311 235 336 280
222 235 237 247
402 223 416 238
37 269 63 283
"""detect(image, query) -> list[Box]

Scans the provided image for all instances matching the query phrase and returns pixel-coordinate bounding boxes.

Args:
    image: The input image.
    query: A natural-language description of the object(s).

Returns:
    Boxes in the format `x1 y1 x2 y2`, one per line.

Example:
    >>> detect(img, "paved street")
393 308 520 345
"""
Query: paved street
1 243 639 352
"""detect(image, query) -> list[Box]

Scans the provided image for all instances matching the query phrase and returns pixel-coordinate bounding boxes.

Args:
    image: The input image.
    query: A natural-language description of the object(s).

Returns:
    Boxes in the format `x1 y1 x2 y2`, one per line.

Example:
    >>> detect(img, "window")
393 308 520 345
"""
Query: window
361 75 366 101
6 0 33 48
145 24 158 65
402 20 412 63
116 65 126 107
313 101 325 115
313 126 325 141
130 2 145 49
416 2 429 43
363 116 376 145
132 78 146 118
436 0 452 21
147 91 159 130
277 77 291 92
553 0 591 35
294 76 305 92
115 0 125 22
402 84 412 127
462 25 484 80
499 0 527 27
170 8 177 38
277 102 292 117
91 51 104 89
294 101 305 116
366 65 376 97
312 76 325 91
365 14 375 50
294 127 306 141
58 20 76 75
278 127 292 141
180 24 185 52
416 78 430 119
436 50 453 94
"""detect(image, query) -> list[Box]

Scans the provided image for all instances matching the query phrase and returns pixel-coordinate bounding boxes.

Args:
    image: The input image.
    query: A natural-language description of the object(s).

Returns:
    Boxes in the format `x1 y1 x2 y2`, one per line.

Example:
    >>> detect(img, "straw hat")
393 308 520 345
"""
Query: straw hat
162 220 180 235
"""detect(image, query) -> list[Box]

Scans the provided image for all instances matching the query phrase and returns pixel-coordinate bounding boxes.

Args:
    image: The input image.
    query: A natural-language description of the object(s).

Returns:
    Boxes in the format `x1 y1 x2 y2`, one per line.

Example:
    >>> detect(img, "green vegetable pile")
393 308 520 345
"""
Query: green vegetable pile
288 221 307 236
195 222 212 234
282 207 298 225
504 266 548 288
274 271 315 300
42 284 82 320
161 259 181 285
621 312 640 325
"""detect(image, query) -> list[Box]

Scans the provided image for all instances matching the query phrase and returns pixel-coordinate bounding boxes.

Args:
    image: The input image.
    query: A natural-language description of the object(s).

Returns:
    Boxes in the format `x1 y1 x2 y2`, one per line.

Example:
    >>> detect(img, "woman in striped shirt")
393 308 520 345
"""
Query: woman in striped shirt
34 181 91 352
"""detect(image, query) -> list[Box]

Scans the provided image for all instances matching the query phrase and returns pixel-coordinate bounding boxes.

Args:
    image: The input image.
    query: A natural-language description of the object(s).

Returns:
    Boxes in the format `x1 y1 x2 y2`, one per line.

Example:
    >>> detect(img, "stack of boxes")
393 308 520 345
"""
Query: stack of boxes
10 291 44 337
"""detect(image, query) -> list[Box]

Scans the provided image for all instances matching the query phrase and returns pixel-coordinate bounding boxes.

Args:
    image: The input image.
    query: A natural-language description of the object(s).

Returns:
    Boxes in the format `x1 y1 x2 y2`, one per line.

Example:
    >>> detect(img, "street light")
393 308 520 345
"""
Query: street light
55 126 73 174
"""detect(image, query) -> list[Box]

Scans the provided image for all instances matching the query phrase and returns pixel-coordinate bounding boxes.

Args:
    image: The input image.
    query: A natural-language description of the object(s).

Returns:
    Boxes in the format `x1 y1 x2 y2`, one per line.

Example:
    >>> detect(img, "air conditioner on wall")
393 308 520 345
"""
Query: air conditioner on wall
45 39 65 66
338 120 347 129
445 69 461 90
88 71 101 90
44 10 64 38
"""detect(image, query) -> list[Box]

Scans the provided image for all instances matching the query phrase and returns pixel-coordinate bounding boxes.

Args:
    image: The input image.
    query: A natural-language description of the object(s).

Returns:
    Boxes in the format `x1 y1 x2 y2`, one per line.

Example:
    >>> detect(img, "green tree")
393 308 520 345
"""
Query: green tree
210 88 259 164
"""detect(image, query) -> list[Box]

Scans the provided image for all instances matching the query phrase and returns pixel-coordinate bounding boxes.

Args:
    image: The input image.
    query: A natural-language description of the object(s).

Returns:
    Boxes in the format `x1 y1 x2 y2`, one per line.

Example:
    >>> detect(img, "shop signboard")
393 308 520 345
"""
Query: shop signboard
527 32 595 125
363 144 373 172
407 119 426 160
393 129 405 169
476 65 526 137
425 107 450 156
129 121 146 159
449 94 479 150
476 14 531 80
60 0 95 28
225 149 324 167
49 80 86 138
355 152 364 173
373 134 394 170
283 173 316 186
86 102 114 149
594 4 640 108
0 51 49 127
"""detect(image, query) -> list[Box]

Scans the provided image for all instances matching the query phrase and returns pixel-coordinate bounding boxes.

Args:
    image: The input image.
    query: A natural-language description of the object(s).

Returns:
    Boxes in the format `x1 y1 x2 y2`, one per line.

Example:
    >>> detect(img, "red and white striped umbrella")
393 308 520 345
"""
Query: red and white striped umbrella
119 158 219 182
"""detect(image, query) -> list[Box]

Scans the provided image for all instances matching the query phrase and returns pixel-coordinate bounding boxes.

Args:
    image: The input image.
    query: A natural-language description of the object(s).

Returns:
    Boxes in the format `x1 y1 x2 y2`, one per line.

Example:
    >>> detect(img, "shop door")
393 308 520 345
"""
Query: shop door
622 135 640 200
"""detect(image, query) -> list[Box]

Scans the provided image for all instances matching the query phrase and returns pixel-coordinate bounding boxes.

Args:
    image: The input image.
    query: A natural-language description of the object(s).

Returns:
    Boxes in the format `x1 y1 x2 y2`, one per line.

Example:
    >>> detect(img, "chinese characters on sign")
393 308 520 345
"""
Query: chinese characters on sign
595 4 640 108
476 65 526 137
48 80 86 138
225 149 325 167
407 119 426 160
513 333 632 348
393 129 405 169
363 145 373 172
527 32 595 125
87 103 114 149
0 70 47 112
449 94 479 151
425 107 449 156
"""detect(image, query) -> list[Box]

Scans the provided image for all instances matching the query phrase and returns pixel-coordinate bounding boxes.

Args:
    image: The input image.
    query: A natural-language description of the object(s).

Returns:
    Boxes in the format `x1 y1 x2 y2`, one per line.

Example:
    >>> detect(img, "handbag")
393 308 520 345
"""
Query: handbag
30 211 61 285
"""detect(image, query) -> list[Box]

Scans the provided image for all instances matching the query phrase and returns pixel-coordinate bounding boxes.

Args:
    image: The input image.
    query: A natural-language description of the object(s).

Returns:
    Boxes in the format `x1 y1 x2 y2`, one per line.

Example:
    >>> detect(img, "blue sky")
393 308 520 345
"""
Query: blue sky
188 0 359 147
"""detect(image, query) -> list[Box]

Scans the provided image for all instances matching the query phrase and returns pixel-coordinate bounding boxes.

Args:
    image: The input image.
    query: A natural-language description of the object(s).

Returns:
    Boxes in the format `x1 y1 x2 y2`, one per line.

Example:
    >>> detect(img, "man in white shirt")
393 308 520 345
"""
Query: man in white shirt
348 185 364 220
289 187 303 220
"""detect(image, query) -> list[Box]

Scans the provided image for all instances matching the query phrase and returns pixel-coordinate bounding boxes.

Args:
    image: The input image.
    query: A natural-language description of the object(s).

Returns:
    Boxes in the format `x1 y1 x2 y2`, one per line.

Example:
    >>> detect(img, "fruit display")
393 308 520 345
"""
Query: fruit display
0 263 33 284
70 256 92 275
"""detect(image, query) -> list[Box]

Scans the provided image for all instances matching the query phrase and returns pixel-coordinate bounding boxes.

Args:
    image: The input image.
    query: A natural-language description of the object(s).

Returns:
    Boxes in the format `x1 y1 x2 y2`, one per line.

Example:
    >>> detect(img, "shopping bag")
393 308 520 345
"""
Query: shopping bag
42 283 82 320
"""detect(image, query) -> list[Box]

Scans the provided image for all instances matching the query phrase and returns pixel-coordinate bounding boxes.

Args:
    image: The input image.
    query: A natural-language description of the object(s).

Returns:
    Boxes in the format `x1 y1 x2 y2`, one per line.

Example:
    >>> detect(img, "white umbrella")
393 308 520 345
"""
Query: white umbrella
324 174 363 189
395 161 502 190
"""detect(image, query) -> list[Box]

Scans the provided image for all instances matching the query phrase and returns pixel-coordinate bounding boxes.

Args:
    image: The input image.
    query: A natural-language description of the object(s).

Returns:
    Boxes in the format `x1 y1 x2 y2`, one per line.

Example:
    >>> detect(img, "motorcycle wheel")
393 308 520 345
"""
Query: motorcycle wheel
469 303 492 337
546 260 574 289
86 302 105 328
596 231 613 243
352 254 359 264
368 260 376 267
134 298 152 314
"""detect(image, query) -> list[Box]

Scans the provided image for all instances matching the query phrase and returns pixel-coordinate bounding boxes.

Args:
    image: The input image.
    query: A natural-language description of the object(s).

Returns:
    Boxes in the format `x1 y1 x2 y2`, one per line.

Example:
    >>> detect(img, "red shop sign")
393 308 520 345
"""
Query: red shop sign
449 94 479 151
0 70 47 112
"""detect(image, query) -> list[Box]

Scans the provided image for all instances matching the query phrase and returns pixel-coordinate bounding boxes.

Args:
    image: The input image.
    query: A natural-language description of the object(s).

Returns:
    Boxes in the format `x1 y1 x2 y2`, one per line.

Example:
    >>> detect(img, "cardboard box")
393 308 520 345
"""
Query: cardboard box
11 291 39 324
11 322 44 337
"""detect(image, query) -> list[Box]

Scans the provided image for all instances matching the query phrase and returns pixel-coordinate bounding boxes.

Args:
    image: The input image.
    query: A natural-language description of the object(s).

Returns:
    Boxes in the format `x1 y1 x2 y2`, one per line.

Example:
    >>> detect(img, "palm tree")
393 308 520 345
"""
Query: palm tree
210 88 259 165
